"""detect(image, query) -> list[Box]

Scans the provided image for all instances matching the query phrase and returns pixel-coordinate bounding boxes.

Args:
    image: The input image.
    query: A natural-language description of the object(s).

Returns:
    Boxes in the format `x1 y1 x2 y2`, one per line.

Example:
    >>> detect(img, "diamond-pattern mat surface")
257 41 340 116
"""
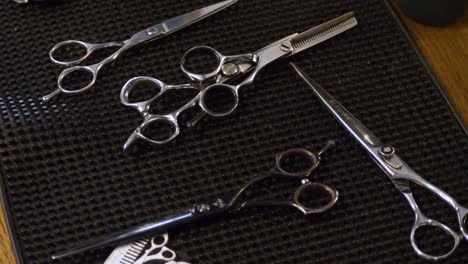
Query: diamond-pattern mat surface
0 0 467 263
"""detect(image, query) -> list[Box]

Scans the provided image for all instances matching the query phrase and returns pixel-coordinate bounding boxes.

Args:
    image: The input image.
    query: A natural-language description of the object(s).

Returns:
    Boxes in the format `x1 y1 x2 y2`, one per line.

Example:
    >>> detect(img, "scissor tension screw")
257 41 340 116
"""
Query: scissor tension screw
146 27 159 35
280 43 292 52
380 145 395 159
221 63 239 76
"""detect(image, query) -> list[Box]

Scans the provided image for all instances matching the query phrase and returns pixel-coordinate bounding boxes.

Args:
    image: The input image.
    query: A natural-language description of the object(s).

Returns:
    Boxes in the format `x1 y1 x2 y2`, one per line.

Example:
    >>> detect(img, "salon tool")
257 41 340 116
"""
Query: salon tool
121 12 357 149
41 0 237 102
104 233 189 264
52 141 338 259
291 63 468 261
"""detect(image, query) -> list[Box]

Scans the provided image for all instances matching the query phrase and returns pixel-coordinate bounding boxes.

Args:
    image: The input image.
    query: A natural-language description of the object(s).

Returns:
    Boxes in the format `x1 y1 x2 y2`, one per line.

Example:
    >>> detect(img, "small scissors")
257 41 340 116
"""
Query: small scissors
120 12 358 149
52 141 338 259
291 63 468 261
41 0 237 103
132 234 176 264
103 233 189 264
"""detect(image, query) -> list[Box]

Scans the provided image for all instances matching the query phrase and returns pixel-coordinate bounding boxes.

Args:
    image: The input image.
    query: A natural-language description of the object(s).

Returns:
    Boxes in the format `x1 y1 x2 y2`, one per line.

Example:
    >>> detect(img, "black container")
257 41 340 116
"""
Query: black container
399 0 467 26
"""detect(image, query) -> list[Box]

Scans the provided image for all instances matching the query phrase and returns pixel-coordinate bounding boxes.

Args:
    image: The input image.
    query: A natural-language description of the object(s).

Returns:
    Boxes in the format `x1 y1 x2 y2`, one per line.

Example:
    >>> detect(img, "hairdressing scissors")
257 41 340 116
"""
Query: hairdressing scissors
120 12 357 149
291 63 468 261
40 0 237 103
52 141 338 259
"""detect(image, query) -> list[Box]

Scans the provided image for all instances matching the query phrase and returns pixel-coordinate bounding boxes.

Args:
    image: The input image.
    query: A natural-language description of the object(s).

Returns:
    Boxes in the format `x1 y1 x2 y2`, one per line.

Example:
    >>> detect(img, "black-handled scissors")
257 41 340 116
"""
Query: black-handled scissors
291 63 468 261
41 0 237 102
51 140 338 259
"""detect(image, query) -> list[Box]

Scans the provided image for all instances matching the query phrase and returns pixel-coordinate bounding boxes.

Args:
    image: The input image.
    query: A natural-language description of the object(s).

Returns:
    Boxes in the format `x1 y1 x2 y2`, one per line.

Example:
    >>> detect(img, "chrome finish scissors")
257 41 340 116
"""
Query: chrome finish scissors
52 141 338 259
121 12 357 149
291 63 468 261
41 0 237 103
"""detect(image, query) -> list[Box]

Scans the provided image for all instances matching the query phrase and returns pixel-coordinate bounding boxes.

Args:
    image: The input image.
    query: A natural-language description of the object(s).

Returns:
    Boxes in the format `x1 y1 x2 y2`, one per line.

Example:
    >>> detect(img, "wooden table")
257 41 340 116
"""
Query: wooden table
0 2 467 264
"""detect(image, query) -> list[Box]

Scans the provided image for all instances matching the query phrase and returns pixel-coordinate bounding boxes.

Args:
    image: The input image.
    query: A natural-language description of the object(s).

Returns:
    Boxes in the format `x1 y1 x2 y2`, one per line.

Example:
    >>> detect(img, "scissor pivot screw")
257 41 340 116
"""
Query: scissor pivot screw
194 203 210 213
213 198 226 208
380 145 395 158
280 43 292 52
221 63 239 76
146 27 159 35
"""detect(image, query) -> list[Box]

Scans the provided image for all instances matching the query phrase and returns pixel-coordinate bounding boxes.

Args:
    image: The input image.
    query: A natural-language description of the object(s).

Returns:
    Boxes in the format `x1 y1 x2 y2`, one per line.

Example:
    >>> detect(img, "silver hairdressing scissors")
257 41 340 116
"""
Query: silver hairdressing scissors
52 141 338 259
120 12 358 149
291 63 468 261
41 0 237 103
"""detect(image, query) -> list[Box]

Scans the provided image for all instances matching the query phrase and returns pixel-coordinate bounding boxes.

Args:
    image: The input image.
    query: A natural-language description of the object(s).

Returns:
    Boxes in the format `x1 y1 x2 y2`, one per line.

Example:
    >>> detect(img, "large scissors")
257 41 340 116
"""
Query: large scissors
291 63 468 261
52 141 338 259
120 12 357 149
41 0 237 103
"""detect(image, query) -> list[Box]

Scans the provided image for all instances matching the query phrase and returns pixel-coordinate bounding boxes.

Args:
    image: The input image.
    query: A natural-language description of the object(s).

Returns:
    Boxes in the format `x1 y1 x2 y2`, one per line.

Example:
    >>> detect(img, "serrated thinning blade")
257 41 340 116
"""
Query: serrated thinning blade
291 12 357 54
104 237 150 264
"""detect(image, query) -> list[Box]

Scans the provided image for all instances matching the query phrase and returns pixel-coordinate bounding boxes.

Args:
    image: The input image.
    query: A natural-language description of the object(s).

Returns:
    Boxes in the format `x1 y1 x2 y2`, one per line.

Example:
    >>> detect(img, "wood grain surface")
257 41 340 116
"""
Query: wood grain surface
392 1 468 125
0 2 467 264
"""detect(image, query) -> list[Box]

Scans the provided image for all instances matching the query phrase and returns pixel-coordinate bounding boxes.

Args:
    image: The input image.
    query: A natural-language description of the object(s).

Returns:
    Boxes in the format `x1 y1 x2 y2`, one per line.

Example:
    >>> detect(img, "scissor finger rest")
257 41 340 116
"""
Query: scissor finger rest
124 115 181 150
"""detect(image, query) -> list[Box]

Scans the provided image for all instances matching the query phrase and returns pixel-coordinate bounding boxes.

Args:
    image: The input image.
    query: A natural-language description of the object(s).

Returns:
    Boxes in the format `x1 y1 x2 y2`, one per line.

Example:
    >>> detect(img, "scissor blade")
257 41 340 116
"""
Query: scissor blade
51 210 195 260
290 12 357 55
160 0 237 34
290 63 382 147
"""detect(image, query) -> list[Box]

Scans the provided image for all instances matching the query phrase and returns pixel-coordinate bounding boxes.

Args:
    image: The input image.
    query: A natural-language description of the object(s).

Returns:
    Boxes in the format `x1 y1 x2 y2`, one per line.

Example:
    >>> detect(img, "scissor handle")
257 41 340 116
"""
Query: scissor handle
41 64 102 102
121 76 167 115
275 148 320 177
50 40 121 66
57 64 100 94
397 176 468 260
199 83 239 117
409 213 461 261
123 114 181 150
181 46 255 83
240 182 338 215
292 182 339 215
181 46 224 82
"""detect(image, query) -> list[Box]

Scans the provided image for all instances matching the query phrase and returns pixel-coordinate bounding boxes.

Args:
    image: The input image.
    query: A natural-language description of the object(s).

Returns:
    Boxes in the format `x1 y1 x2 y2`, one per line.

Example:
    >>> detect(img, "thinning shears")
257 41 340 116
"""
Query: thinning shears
291 63 468 261
121 12 358 149
41 0 237 103
52 141 338 259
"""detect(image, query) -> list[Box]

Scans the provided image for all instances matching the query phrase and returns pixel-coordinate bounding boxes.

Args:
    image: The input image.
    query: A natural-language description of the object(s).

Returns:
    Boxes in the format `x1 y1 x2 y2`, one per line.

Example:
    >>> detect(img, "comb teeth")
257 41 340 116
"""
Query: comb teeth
120 237 151 264
292 15 357 49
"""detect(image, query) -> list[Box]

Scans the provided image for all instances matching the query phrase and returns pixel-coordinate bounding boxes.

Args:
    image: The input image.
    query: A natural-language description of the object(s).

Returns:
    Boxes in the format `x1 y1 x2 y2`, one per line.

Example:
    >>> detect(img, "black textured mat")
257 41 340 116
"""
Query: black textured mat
1 0 467 263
